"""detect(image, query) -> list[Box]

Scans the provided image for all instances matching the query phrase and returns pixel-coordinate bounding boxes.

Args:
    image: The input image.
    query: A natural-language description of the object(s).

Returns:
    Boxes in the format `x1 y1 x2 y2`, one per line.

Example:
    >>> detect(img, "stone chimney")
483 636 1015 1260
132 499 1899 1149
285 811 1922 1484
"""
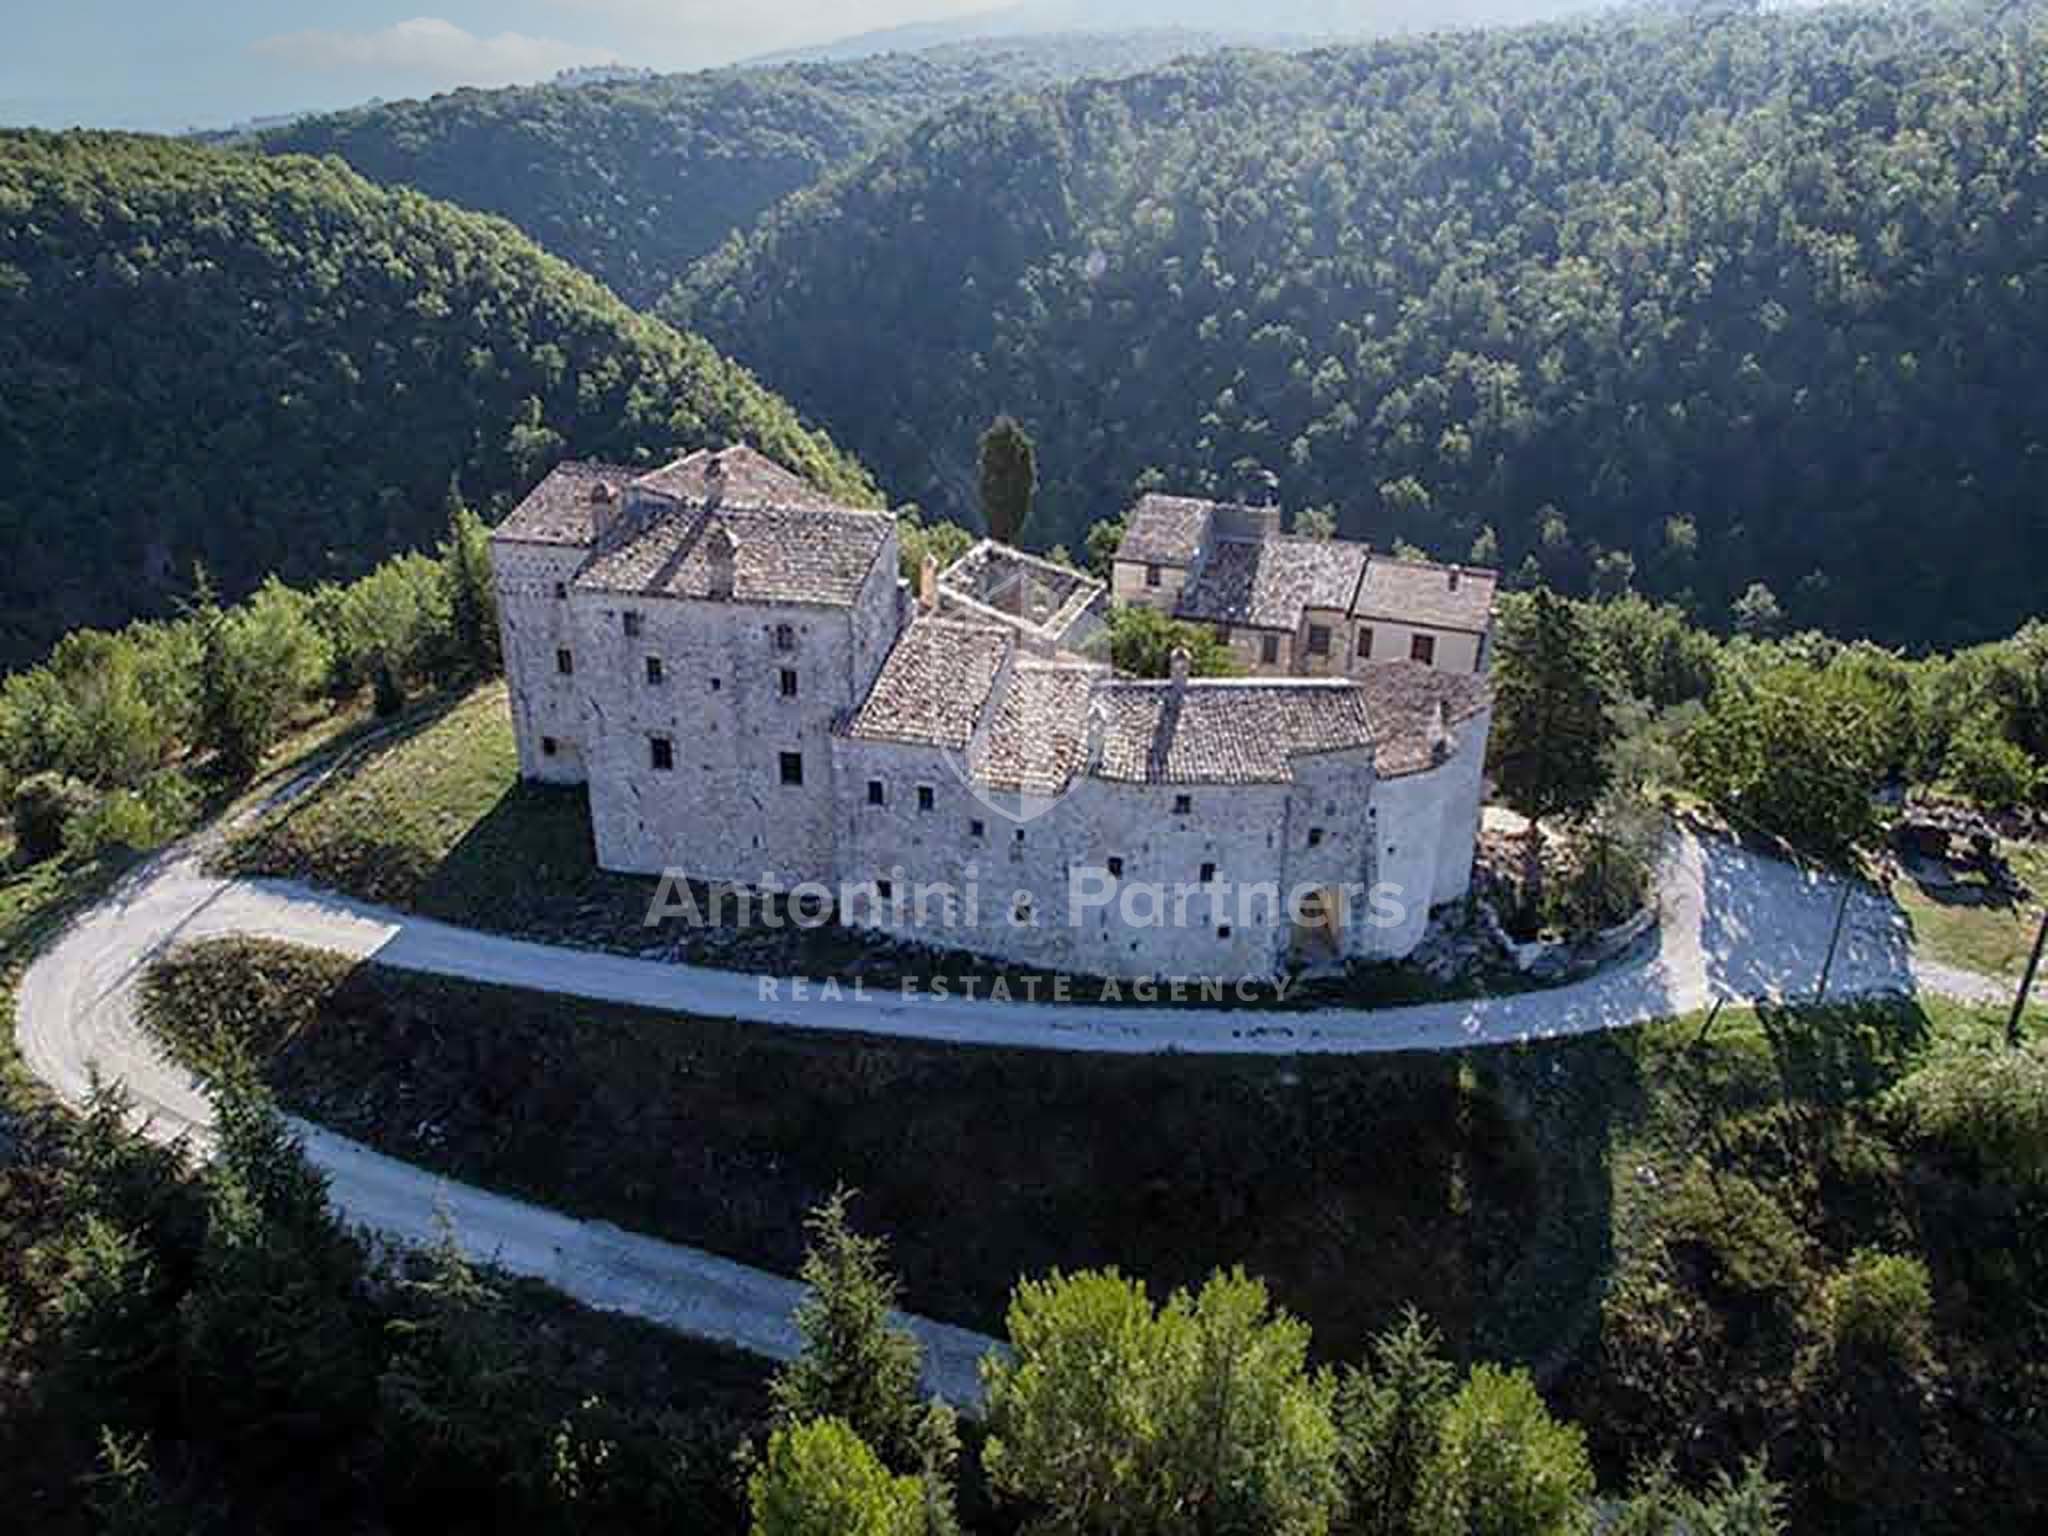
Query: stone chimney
1447 566 1462 593
1084 696 1108 772
703 452 727 508
705 522 738 601
1427 700 1455 765
919 553 940 613
1169 645 1192 692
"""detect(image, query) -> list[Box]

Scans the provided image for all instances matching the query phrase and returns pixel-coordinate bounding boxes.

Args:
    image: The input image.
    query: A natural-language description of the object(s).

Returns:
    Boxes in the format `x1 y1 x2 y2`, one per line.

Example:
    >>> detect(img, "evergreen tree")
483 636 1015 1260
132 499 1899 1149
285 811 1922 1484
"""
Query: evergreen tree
978 416 1037 546
436 491 502 682
749 1418 924 1536
1490 588 1614 826
769 1190 925 1470
1335 1307 1457 1536
1414 1365 1595 1536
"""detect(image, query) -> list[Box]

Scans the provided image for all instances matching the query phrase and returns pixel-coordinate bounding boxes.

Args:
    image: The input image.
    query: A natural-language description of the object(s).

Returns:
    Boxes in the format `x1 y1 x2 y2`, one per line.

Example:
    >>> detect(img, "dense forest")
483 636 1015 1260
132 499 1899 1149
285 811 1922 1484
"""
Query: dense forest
674 0 2048 649
0 132 872 669
252 34 1240 309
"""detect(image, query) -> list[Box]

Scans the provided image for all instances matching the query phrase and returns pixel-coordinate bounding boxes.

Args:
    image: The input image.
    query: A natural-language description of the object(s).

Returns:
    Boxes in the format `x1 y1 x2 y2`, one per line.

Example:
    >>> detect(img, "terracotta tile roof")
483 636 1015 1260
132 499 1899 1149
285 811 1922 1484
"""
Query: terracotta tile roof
1354 557 1498 634
1174 536 1368 633
492 460 643 547
845 619 1013 750
1116 493 1215 566
1357 661 1493 777
1094 680 1375 786
577 500 894 607
974 662 1099 795
631 444 851 511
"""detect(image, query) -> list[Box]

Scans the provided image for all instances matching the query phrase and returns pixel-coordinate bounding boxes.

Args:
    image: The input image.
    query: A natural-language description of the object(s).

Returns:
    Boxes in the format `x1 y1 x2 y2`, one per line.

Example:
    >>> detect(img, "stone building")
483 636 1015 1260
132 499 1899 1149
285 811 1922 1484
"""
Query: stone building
1111 493 1499 677
492 445 1496 981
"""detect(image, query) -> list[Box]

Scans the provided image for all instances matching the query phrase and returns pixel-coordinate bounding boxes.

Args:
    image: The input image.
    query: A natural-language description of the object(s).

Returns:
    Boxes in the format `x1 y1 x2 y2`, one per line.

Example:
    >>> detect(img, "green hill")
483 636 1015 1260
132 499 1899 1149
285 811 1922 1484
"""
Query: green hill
0 131 872 670
251 35 1244 310
671 1 2048 649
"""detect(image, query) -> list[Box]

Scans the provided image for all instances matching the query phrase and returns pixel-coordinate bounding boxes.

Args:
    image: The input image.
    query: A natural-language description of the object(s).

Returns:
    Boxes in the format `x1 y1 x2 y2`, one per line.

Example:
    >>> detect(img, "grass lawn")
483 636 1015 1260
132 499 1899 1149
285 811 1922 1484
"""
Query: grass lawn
1894 839 2048 981
142 937 1545 1366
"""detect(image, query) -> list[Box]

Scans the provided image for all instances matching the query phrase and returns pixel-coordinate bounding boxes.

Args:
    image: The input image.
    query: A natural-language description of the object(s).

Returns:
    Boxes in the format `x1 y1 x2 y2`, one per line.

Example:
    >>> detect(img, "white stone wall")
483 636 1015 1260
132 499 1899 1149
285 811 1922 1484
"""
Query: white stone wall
492 541 594 784
1354 715 1490 958
830 732 1392 980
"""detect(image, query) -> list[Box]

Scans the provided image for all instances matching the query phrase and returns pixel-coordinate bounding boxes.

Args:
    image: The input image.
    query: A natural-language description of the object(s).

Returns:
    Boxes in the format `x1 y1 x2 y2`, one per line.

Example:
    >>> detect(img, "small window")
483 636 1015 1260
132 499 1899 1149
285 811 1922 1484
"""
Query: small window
623 610 643 638
1107 856 1124 879
867 780 886 807
970 819 986 839
541 736 558 758
779 751 804 786
1200 861 1217 884
556 648 574 676
780 668 799 698
1145 563 1162 588
1308 827 1325 848
649 737 674 772
1307 623 1331 657
553 581 568 600
1260 634 1280 666
710 677 722 692
774 623 796 652
1218 924 1233 940
876 879 894 904
1357 627 1375 659
1173 793 1193 816
1015 828 1027 843
917 785 935 812
645 655 664 686
1411 633 1437 665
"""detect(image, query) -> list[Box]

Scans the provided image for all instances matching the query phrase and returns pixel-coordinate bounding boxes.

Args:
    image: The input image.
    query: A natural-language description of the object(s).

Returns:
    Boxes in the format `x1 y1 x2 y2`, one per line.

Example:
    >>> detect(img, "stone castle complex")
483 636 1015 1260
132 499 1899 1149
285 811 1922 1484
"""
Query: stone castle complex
490 445 1497 980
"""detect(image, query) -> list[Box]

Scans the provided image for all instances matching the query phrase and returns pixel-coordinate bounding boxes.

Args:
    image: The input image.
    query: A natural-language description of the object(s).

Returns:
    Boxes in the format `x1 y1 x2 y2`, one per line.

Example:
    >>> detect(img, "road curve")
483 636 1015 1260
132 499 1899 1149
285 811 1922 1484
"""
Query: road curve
13 813 2003 1405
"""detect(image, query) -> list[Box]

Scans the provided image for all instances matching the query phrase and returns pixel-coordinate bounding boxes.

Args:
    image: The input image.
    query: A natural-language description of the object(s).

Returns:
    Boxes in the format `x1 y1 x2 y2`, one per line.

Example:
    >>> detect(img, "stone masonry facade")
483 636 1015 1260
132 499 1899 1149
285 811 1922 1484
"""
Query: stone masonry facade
492 445 1496 981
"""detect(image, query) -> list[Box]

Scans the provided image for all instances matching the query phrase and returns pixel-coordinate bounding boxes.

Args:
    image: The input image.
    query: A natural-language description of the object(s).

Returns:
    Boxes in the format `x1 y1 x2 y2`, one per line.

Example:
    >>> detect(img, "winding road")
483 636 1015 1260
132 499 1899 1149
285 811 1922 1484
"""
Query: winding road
13 797 2004 1406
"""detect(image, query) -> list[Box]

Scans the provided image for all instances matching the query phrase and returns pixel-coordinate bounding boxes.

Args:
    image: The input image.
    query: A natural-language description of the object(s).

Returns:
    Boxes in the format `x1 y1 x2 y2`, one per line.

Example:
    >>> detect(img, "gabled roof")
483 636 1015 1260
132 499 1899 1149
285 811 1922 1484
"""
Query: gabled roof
1356 661 1492 777
577 500 895 608
1116 493 1215 566
1093 680 1375 786
974 662 1099 796
492 460 643 547
1354 557 1497 635
632 444 849 510
1174 536 1368 633
845 618 1013 750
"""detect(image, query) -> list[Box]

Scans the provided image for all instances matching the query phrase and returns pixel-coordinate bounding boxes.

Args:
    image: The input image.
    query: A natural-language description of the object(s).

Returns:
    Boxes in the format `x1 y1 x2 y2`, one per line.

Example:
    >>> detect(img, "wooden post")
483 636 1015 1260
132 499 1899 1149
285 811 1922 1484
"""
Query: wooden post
2009 906 2048 1048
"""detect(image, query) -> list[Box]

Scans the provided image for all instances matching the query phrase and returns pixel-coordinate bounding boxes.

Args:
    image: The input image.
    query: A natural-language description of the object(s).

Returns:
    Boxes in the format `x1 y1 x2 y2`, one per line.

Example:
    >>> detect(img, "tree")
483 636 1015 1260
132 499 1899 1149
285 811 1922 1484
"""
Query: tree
1414 1365 1594 1536
1490 589 1614 826
1107 605 1241 679
436 492 501 682
195 576 331 782
1083 515 1127 579
770 1191 925 1469
981 1267 1342 1535
1732 583 1785 639
979 416 1037 545
1294 504 1338 539
749 1419 924 1536
1941 710 2041 811
1610 1457 1787 1536
1335 1307 1457 1536
898 509 976 584
10 770 96 863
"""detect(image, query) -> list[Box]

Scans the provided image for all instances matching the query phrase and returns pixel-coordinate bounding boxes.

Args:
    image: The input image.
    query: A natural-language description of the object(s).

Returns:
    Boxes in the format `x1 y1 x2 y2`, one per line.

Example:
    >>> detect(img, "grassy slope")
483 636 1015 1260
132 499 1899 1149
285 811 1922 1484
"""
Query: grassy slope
141 937 1536 1366
1893 841 2048 981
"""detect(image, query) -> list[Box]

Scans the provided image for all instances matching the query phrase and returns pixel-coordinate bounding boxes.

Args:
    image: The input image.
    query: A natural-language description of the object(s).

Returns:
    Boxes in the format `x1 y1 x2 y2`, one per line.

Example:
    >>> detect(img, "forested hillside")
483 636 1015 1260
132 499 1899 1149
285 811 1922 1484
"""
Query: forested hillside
675 1 2048 649
253 34 1240 309
0 132 872 670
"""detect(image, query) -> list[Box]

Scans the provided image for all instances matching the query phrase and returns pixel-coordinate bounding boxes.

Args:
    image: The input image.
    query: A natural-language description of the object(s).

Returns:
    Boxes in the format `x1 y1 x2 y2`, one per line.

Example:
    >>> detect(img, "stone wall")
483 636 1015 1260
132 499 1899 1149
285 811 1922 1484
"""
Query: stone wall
491 541 594 784
1353 617 1485 676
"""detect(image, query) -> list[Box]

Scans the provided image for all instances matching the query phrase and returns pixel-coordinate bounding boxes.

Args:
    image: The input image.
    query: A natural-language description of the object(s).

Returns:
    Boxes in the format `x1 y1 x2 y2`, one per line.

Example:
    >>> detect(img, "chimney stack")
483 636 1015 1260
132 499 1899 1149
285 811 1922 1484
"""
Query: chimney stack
1169 645 1192 692
705 522 738 601
1427 700 1455 764
919 553 940 613
1447 566 1461 592
704 452 727 507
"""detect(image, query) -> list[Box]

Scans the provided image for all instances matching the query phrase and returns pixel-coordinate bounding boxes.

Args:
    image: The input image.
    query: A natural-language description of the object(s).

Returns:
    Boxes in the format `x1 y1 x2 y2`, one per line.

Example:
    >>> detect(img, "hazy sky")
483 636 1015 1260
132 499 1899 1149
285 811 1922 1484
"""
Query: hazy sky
0 2 1008 132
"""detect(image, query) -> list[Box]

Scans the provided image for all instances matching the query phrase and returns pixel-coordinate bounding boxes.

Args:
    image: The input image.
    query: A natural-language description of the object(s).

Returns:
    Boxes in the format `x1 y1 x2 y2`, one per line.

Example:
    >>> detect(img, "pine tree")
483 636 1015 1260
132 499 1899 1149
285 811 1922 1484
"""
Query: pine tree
437 488 501 682
1490 588 1614 826
1335 1307 1457 1536
978 416 1037 546
769 1190 925 1469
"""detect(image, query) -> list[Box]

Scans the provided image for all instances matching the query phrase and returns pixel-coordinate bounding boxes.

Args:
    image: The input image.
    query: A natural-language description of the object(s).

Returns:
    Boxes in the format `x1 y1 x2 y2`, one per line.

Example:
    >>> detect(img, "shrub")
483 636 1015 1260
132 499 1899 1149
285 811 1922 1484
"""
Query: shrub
749 1419 923 1536
1414 1365 1595 1536
1336 1308 1457 1536
1818 1251 1935 1372
11 769 97 862
981 1267 1341 1536
1888 1035 2048 1185
1941 710 2042 811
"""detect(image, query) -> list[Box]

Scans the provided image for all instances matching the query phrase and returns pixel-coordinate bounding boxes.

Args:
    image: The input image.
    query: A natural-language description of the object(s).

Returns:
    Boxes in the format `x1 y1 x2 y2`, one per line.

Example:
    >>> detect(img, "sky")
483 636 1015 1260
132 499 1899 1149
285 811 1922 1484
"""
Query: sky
0 1 1010 132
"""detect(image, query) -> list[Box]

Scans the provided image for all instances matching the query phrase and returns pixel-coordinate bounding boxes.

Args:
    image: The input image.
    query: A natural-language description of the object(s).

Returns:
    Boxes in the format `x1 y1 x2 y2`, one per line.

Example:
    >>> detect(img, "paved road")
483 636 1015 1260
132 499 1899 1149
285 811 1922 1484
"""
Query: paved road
13 811 2002 1405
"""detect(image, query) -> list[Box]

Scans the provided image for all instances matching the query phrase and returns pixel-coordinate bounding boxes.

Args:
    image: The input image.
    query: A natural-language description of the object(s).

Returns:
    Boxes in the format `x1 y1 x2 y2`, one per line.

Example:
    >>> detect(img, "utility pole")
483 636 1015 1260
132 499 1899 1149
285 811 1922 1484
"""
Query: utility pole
2009 905 2048 1048
1815 878 1853 1006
